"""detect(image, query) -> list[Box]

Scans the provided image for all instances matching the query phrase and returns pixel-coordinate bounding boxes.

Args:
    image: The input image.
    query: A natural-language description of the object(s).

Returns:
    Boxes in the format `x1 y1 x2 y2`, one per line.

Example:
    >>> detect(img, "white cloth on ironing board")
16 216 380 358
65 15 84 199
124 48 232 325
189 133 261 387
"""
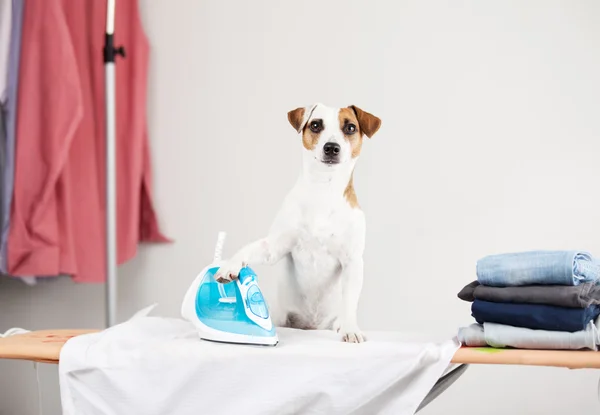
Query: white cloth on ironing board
59 316 459 415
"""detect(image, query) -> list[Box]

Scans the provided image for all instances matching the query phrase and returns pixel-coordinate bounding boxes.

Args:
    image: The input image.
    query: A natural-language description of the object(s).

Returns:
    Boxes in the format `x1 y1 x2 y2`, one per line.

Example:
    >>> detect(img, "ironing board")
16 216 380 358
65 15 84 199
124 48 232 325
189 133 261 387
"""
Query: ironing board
0 330 97 363
2 329 598 413
1 329 600 368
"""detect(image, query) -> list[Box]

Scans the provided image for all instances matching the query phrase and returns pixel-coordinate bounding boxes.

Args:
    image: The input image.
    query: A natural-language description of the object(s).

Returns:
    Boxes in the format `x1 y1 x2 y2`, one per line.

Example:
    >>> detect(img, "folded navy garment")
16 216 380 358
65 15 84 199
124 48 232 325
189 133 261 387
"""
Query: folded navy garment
476 251 600 287
471 300 600 332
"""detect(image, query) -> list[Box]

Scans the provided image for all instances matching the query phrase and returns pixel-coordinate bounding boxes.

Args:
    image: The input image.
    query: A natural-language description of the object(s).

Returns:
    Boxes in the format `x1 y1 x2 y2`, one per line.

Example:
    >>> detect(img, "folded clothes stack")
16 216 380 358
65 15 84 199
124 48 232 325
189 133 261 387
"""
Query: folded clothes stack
457 251 600 350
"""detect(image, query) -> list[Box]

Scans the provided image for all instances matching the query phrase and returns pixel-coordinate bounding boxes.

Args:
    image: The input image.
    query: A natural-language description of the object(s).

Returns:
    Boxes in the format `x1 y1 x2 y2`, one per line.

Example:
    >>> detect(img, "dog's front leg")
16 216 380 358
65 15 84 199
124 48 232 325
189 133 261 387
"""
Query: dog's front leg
339 258 365 343
214 230 295 283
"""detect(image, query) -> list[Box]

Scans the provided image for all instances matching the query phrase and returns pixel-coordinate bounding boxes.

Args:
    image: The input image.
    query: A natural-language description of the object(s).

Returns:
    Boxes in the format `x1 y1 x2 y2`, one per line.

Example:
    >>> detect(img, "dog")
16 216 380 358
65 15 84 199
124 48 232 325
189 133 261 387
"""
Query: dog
214 103 381 343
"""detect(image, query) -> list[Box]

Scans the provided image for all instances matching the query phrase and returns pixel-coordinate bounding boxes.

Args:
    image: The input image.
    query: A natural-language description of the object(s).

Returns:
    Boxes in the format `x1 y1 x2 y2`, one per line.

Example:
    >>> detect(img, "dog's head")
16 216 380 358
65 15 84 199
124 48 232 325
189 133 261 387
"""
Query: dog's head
287 103 381 167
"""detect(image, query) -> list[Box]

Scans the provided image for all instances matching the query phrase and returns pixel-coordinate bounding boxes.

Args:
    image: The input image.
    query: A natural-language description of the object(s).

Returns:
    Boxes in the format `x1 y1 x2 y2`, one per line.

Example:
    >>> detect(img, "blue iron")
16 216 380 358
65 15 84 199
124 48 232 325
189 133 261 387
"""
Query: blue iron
181 232 278 346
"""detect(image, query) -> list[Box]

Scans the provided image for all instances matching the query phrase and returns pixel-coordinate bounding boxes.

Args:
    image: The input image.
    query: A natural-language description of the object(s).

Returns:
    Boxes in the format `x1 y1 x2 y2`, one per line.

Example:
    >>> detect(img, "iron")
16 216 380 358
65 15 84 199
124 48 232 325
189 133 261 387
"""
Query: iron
181 232 278 346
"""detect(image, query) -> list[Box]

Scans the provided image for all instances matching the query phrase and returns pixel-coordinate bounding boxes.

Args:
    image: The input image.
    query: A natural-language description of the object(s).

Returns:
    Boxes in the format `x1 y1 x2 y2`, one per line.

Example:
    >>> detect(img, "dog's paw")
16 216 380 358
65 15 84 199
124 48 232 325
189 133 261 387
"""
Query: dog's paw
214 260 244 283
340 325 366 343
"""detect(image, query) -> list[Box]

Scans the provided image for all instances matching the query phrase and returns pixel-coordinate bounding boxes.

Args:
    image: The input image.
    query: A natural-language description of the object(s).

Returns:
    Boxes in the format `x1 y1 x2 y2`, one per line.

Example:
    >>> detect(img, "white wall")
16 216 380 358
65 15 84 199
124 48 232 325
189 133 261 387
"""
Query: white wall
2 0 600 413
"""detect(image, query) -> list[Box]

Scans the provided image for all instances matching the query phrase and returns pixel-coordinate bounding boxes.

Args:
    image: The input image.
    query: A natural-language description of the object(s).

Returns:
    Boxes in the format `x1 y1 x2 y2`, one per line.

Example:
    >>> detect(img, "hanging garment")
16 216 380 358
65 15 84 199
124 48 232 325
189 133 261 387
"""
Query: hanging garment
0 0 11 104
0 0 23 275
59 317 460 415
0 0 37 289
0 106 5 204
0 0 12 224
9 0 169 282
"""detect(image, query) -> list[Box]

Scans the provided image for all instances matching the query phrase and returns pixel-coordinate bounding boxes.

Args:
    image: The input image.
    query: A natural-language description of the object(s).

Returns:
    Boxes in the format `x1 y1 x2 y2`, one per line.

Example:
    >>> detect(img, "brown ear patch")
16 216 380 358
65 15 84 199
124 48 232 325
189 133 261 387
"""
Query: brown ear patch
349 105 381 138
338 107 363 158
344 173 360 209
287 107 305 132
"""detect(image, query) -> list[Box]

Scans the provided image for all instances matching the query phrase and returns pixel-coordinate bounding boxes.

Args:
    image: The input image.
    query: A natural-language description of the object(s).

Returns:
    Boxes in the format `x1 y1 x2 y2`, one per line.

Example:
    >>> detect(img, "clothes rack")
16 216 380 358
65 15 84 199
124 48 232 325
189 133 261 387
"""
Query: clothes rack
103 0 125 328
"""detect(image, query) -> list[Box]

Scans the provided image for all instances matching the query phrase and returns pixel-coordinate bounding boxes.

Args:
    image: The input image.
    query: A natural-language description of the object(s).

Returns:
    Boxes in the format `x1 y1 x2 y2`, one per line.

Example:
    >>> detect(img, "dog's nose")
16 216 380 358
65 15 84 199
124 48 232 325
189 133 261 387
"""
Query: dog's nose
323 142 340 156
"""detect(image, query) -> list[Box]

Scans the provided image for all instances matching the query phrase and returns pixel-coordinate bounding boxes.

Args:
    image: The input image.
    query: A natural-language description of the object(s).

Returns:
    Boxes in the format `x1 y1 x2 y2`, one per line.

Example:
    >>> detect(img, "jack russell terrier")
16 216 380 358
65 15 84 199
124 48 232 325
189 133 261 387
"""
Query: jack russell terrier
215 103 381 343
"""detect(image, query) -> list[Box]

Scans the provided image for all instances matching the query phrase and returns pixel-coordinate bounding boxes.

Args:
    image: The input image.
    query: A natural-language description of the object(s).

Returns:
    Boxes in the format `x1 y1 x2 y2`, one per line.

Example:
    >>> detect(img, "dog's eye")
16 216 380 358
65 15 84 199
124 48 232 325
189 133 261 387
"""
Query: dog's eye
309 120 322 133
344 124 357 135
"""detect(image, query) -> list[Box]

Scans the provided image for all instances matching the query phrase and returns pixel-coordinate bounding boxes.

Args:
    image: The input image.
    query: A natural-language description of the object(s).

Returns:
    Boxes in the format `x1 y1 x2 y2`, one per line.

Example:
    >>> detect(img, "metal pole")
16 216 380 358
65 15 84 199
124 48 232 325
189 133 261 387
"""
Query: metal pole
103 0 124 328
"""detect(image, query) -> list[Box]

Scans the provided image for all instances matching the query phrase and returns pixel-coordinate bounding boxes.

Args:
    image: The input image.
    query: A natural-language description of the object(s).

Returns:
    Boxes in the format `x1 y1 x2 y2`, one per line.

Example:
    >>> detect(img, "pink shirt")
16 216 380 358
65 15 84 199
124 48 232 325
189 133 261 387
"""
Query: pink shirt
9 0 169 282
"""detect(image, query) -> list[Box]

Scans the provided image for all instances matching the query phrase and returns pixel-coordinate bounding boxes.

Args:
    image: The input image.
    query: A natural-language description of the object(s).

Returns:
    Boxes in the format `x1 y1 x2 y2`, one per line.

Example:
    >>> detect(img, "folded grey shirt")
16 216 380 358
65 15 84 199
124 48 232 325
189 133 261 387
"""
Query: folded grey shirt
458 321 599 350
458 281 600 309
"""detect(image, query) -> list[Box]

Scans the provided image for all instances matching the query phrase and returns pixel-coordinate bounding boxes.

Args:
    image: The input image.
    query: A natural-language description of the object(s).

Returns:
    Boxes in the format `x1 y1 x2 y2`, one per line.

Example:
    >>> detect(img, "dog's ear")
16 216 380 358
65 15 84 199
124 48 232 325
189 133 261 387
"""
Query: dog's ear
349 105 381 138
287 107 306 132
287 104 319 133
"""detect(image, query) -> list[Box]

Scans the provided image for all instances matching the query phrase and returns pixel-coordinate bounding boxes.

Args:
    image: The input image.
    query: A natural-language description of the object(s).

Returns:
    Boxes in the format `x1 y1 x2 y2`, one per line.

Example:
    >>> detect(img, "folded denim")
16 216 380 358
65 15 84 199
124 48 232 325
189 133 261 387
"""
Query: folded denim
476 251 600 287
471 300 600 332
458 321 599 350
458 280 600 308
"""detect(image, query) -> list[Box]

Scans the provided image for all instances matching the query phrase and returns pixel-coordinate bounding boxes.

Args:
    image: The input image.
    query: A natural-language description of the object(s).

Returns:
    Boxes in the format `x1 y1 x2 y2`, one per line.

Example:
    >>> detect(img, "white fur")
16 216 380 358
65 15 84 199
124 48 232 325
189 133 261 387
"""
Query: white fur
215 103 368 343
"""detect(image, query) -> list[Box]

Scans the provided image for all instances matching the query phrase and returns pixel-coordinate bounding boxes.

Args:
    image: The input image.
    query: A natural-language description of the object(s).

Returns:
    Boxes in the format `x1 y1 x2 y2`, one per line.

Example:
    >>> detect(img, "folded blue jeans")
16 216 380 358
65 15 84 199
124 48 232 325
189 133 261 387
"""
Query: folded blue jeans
471 300 600 332
476 251 600 287
458 322 599 350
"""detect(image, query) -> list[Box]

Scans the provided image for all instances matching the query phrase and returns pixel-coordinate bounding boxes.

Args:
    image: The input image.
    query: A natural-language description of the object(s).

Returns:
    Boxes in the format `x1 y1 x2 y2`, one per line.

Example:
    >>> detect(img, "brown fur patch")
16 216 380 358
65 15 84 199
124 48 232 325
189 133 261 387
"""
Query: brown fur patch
338 107 364 158
349 105 381 138
344 173 360 209
302 125 321 151
287 107 305 132
289 106 321 150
